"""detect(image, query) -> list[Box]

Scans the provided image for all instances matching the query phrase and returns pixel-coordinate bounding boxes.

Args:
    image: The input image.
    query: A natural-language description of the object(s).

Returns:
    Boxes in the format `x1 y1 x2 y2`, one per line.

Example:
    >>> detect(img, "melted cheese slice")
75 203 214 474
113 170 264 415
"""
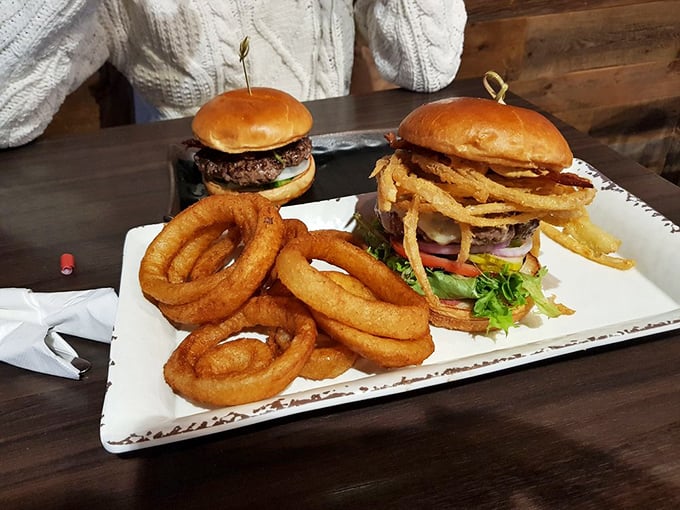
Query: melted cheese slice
417 211 461 244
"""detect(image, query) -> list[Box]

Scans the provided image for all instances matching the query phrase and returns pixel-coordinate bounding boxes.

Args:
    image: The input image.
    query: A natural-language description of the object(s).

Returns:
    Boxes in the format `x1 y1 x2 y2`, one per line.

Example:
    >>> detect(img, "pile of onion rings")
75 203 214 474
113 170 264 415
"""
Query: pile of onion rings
139 193 433 407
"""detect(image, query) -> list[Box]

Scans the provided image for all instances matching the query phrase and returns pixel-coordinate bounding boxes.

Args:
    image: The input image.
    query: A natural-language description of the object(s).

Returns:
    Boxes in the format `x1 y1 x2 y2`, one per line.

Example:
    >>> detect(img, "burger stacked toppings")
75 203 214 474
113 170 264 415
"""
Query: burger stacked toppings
193 137 312 188
188 87 315 205
362 96 601 333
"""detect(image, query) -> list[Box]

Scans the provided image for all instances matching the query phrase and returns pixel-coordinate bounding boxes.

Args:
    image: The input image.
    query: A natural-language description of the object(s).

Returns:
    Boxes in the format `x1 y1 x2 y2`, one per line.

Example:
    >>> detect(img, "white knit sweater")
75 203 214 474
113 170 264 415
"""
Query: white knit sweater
0 0 466 147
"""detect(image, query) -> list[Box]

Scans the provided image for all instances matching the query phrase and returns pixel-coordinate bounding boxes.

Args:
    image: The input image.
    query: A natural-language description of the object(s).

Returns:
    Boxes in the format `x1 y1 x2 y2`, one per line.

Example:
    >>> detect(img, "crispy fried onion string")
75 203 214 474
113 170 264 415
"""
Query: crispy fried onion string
164 296 317 407
408 152 597 213
403 195 438 307
540 220 635 270
372 150 635 271
139 194 284 324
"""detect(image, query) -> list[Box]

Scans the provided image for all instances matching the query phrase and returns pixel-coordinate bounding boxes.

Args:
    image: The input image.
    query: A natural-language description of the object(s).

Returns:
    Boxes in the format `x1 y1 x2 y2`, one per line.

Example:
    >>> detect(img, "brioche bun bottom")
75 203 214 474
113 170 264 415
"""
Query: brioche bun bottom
429 299 535 332
429 253 541 332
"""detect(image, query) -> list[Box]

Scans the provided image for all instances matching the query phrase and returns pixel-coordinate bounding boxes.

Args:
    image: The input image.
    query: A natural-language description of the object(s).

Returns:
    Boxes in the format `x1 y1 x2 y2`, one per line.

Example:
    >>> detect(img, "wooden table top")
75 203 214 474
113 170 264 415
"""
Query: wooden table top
1 78 679 509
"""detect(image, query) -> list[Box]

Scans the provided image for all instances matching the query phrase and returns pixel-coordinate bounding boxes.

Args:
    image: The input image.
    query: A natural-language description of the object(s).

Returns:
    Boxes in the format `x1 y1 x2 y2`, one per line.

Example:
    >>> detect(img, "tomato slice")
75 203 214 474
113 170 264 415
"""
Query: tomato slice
391 239 482 277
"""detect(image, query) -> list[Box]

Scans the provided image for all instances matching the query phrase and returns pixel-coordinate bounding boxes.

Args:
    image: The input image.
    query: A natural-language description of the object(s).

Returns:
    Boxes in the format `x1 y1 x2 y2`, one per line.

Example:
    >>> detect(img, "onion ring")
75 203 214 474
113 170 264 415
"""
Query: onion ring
315 270 433 367
164 296 317 407
139 194 284 324
268 325 357 380
188 227 243 280
299 339 357 379
140 194 279 304
275 231 429 340
312 312 434 368
167 224 227 283
282 218 309 242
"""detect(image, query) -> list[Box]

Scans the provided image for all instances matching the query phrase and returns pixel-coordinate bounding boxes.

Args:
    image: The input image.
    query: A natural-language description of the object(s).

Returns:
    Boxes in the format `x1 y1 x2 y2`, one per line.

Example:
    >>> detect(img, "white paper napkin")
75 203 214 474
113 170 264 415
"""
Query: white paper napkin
0 288 118 379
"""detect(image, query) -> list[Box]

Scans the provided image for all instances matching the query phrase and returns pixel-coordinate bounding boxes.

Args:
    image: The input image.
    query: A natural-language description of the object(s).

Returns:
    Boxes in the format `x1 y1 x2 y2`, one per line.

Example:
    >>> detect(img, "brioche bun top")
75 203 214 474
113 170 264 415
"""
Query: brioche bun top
398 97 573 171
192 87 313 153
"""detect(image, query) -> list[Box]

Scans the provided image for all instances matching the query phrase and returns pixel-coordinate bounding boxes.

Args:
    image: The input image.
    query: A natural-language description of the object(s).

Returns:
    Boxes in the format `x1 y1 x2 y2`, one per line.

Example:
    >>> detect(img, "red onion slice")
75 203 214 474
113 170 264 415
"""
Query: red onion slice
417 239 512 256
488 238 533 258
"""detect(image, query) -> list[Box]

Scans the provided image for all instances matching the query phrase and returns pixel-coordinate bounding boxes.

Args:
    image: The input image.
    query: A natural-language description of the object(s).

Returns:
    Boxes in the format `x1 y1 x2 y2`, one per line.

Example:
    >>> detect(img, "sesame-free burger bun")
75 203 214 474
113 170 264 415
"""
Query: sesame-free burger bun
398 97 572 172
192 87 313 153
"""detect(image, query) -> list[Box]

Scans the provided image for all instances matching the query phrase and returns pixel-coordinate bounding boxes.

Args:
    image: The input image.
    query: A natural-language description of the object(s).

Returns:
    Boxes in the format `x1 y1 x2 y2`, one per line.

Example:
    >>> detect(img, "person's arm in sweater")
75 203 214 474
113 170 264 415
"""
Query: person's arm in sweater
0 0 108 148
354 0 467 93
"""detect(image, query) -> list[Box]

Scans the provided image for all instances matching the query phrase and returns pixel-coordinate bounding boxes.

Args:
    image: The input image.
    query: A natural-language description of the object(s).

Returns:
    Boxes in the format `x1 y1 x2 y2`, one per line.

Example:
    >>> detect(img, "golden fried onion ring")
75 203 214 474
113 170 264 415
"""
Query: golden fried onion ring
298 338 357 380
139 194 284 324
275 231 430 340
311 312 434 368
311 271 433 367
166 223 227 283
189 226 243 280
268 325 358 380
164 296 317 407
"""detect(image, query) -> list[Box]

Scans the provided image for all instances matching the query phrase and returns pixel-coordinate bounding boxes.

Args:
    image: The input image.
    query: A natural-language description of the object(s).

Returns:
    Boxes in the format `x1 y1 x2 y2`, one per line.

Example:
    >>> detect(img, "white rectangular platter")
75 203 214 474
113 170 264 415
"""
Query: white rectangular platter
101 159 680 453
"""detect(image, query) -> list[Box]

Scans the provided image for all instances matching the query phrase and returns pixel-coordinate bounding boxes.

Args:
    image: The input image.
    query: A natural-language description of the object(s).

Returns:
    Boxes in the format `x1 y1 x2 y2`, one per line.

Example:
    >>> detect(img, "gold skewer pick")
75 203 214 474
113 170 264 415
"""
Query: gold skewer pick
239 36 252 95
483 71 508 105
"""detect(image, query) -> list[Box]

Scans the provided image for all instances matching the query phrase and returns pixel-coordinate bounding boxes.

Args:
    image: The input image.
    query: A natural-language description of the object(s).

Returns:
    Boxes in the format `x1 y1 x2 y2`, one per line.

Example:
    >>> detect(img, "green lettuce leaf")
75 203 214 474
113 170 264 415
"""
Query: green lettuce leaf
473 268 528 333
516 268 563 318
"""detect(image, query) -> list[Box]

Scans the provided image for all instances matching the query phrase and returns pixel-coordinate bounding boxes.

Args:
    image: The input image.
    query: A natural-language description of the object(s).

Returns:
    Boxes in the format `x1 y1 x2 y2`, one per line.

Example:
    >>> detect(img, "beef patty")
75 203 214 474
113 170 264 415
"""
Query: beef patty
192 137 312 186
378 209 539 247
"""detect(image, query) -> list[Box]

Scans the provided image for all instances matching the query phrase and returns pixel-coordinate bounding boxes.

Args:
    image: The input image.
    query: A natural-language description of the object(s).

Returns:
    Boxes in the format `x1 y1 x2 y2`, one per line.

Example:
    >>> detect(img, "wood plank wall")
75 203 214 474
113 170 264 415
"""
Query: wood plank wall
457 0 680 184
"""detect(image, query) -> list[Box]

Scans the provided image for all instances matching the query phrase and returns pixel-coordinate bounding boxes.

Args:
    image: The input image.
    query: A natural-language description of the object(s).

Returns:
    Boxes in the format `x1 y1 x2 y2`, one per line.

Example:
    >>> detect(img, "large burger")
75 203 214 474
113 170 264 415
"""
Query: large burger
364 97 594 333
189 87 315 205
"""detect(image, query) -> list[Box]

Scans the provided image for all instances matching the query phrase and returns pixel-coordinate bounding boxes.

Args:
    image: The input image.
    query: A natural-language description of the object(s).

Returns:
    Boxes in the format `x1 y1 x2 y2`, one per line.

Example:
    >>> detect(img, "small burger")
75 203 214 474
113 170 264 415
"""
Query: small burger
363 97 593 333
188 87 315 205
